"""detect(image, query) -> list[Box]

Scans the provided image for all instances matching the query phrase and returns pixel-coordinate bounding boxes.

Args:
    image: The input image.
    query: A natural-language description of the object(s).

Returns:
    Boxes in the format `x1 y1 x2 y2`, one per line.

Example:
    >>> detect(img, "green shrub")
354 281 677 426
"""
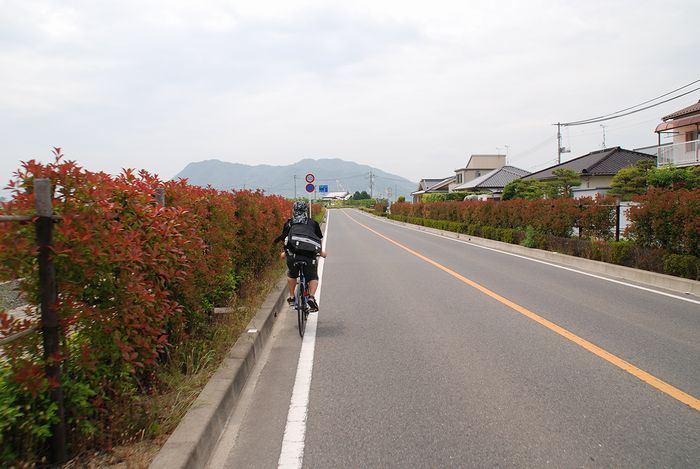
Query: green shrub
663 254 699 280
422 192 480 202
0 366 59 466
606 240 635 266
498 228 515 244
521 225 545 249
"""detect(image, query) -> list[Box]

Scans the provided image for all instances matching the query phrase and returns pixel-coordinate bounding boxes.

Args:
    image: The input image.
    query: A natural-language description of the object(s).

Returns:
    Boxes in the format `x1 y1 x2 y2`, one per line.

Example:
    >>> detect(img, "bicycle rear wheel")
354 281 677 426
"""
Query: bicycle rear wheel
296 283 306 337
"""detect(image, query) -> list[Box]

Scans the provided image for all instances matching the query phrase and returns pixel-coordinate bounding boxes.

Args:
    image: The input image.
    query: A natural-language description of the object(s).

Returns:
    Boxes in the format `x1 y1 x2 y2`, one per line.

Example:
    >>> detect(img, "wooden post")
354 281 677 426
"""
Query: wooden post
155 187 165 207
35 179 67 464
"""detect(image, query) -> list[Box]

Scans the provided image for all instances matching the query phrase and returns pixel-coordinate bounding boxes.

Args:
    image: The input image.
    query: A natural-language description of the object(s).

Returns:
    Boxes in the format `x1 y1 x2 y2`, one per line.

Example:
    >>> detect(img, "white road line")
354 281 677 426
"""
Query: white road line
278 211 329 469
357 210 700 306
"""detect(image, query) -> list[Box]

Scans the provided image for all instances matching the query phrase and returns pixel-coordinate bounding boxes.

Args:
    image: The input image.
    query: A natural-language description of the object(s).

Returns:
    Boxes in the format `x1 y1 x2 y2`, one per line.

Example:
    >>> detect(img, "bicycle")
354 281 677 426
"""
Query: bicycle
293 260 311 337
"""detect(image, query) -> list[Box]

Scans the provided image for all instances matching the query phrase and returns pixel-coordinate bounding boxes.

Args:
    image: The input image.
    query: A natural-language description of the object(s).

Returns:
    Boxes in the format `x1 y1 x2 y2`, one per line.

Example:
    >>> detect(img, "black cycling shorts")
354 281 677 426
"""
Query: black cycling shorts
286 255 319 281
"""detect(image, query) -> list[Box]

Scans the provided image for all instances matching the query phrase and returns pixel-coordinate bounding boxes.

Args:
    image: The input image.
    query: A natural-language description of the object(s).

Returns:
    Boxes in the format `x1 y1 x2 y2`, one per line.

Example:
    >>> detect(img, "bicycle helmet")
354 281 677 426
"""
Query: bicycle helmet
292 201 309 224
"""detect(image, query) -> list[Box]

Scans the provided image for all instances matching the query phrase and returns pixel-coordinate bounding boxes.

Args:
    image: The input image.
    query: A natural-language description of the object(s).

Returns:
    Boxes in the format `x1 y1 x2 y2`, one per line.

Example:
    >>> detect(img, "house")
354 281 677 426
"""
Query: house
451 165 530 197
449 154 506 192
654 99 700 167
524 147 655 198
411 176 455 203
321 191 351 201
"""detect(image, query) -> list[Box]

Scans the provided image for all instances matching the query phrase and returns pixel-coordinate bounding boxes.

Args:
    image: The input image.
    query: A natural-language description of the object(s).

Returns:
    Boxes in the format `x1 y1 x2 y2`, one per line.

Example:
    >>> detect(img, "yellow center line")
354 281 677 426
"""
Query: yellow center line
344 211 700 411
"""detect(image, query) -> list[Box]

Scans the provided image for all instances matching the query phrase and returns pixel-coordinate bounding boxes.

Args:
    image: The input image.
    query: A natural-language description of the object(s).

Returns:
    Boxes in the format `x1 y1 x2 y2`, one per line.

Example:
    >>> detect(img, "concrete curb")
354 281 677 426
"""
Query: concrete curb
149 275 289 469
376 213 700 296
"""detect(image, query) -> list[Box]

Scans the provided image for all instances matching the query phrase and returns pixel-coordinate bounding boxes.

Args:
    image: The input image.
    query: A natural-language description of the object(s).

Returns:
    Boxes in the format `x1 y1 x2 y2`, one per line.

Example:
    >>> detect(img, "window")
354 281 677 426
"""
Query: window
686 131 698 152
457 174 462 184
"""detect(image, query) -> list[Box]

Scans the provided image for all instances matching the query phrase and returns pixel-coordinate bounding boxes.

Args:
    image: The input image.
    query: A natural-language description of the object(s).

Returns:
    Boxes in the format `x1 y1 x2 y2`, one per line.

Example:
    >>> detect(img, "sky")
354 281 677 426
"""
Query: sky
1 0 699 196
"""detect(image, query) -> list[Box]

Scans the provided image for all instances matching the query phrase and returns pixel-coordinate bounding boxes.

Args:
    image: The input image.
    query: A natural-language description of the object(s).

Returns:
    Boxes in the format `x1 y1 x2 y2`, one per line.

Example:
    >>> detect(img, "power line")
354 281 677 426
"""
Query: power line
508 136 556 163
561 82 700 126
553 82 700 163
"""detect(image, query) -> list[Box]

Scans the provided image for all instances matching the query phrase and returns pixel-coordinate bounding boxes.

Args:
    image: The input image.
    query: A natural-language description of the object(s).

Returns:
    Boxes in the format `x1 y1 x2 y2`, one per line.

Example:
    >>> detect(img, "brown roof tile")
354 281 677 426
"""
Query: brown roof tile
662 100 700 121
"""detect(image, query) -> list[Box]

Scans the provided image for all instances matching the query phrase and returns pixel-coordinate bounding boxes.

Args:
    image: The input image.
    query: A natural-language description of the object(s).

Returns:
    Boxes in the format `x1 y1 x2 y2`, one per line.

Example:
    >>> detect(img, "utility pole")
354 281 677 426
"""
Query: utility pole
555 122 570 164
557 123 562 164
368 170 375 199
293 175 297 199
600 124 607 149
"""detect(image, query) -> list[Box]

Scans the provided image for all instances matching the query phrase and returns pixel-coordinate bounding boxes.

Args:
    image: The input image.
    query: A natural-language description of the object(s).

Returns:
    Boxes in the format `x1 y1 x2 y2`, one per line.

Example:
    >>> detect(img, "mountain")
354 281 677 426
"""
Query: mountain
173 158 417 200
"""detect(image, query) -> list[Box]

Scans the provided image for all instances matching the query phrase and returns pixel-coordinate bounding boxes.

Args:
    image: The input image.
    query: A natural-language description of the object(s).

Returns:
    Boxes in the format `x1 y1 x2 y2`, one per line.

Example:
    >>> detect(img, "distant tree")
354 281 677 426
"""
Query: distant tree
351 190 371 200
501 179 545 200
397 195 406 203
608 159 655 200
647 165 700 190
545 168 582 198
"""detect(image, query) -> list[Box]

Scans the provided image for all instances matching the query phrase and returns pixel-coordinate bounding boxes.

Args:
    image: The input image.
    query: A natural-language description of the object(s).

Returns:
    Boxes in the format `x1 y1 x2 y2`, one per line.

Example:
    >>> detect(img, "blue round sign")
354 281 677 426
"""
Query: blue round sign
305 183 315 193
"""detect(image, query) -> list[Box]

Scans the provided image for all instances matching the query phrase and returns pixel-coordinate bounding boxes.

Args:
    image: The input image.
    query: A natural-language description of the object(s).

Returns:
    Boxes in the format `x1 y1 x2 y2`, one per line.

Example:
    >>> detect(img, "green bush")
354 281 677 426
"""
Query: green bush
386 209 671 277
521 225 546 249
607 240 635 266
337 199 376 208
498 228 515 244
0 366 59 465
422 192 480 202
663 254 699 280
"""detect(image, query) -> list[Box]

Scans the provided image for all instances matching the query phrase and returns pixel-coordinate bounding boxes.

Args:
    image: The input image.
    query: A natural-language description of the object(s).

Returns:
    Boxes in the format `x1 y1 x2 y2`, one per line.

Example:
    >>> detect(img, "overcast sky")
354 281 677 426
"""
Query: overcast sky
1 0 699 195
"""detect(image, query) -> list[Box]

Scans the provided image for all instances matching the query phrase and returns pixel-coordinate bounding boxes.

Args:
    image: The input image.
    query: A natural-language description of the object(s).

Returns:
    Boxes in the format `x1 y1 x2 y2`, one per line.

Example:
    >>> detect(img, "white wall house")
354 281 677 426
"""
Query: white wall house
652 100 700 167
525 147 656 199
449 154 506 192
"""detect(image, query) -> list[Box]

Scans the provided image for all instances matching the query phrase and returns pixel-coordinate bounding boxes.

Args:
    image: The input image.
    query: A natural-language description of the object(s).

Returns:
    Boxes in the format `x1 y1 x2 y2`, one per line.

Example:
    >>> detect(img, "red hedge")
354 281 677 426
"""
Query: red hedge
0 153 291 457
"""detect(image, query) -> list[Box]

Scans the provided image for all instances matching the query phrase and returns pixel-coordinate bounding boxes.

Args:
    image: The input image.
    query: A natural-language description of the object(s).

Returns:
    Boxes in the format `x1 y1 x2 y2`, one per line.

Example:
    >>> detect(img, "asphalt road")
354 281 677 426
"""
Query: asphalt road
209 208 700 468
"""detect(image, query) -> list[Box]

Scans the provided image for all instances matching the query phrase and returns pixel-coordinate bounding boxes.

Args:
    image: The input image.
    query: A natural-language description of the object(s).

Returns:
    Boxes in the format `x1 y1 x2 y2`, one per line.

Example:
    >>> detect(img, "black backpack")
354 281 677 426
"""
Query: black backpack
286 221 322 258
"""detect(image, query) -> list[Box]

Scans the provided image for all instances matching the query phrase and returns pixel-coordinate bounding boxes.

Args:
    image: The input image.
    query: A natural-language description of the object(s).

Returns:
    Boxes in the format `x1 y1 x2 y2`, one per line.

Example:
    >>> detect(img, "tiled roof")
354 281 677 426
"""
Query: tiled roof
426 176 455 191
453 166 530 190
662 100 700 121
413 177 453 195
525 147 655 181
416 178 444 191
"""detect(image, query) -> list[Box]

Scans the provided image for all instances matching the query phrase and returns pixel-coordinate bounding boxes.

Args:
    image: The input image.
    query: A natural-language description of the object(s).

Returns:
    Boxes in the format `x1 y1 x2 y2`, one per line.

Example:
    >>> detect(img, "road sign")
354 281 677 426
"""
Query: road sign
318 185 328 193
305 173 315 183
305 183 315 193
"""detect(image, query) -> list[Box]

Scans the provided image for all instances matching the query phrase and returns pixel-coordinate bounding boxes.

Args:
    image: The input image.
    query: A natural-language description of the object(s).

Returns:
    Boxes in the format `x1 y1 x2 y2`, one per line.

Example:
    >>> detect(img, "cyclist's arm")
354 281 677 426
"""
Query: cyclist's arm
313 221 323 238
273 220 291 243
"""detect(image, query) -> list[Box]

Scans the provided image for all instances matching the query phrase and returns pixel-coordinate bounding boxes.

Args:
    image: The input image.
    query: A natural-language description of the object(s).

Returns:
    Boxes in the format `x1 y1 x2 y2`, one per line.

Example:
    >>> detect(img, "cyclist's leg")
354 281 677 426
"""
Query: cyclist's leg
286 257 299 304
308 280 318 296
305 263 319 312
305 262 319 294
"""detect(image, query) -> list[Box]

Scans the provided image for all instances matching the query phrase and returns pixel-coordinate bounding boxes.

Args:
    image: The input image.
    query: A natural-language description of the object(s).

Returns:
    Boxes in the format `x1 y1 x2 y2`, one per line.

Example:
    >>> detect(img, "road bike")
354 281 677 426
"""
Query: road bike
293 260 311 337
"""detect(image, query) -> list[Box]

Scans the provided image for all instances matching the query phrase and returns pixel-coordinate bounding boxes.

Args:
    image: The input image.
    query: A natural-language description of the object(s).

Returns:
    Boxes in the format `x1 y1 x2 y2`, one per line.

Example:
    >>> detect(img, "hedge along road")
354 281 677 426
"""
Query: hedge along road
209 208 699 468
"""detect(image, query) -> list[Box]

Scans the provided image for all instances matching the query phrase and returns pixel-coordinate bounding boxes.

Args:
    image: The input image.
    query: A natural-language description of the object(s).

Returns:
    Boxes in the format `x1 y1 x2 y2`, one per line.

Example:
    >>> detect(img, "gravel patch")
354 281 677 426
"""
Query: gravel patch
0 280 26 311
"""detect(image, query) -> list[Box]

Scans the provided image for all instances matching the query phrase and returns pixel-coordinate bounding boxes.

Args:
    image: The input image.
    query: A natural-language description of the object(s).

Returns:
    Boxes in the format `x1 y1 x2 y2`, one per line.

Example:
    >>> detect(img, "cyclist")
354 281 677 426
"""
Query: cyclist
275 201 326 312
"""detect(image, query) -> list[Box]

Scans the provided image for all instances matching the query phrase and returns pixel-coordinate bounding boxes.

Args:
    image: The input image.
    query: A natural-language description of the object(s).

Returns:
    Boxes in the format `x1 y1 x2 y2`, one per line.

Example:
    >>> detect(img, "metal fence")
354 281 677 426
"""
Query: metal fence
636 139 700 167
0 180 165 464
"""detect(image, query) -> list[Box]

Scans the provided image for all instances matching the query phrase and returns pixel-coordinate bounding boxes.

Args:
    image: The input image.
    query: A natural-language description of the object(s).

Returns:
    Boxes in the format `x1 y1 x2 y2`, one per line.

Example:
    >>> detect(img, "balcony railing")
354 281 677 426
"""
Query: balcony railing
646 139 700 167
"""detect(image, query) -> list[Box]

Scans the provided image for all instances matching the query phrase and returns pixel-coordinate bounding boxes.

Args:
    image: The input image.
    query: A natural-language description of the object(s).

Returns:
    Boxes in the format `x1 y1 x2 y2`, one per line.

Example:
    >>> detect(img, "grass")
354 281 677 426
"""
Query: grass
65 261 288 468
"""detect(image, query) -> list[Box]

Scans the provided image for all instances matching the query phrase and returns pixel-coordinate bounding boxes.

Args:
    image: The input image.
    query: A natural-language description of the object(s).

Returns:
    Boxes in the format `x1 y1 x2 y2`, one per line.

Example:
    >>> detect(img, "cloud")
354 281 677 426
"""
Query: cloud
1 0 699 189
